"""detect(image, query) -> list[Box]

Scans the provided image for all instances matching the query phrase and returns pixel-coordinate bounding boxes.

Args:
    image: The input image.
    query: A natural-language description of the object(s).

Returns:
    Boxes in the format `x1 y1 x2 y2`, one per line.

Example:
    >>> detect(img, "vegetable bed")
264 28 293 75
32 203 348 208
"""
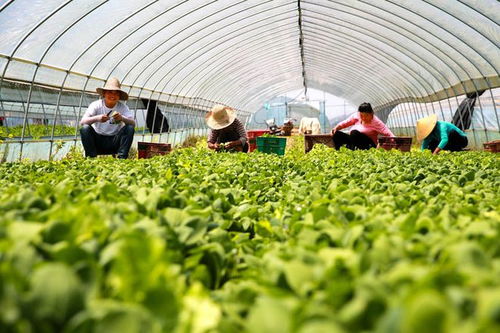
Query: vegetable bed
0 145 499 332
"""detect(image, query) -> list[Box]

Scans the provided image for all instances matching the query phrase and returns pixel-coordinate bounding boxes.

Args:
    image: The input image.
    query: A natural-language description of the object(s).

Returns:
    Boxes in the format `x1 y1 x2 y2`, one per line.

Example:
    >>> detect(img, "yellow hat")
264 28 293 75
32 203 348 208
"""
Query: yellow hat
205 104 237 130
416 114 438 141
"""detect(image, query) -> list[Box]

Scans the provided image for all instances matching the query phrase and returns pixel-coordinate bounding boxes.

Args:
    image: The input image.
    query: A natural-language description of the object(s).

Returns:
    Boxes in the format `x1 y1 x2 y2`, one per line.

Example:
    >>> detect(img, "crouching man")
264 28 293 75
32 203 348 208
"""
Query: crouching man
80 77 135 159
206 104 248 152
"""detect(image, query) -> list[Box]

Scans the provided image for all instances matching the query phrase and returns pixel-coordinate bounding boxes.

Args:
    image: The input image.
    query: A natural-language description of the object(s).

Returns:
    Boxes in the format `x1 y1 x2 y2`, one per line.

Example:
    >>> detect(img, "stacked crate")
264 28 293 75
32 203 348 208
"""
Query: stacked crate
483 140 500 153
247 130 269 152
137 142 172 158
378 136 413 152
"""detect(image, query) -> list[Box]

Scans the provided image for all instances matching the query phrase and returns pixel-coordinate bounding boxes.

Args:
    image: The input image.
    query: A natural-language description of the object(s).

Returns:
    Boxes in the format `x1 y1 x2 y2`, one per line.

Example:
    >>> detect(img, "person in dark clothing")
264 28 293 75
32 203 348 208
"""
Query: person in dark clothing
332 102 394 150
206 105 248 152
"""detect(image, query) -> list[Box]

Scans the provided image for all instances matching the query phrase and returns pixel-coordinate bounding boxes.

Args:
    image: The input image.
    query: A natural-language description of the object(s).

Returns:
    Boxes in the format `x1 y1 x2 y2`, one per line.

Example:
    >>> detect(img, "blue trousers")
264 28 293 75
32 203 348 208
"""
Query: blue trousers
80 124 134 159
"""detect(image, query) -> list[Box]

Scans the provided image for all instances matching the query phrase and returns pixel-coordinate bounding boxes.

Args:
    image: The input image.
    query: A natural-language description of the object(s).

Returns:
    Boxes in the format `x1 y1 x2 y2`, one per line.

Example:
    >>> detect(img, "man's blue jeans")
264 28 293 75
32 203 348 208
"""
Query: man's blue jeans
80 124 135 159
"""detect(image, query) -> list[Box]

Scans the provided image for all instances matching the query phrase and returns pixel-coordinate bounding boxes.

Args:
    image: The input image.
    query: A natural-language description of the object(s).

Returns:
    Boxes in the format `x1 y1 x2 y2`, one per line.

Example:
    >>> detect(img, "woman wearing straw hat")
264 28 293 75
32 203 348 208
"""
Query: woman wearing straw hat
417 114 468 154
80 77 135 158
206 105 248 152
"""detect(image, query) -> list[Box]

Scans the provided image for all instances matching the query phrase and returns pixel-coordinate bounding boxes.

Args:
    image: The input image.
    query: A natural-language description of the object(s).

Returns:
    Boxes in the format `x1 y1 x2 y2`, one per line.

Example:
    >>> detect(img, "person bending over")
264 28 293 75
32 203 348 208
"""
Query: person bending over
206 105 248 153
417 114 468 154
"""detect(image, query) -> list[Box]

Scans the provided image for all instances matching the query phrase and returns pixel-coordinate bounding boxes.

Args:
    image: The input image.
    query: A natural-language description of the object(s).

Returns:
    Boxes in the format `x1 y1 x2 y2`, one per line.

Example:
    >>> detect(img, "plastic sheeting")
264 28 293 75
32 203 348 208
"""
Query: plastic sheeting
0 0 499 113
386 88 500 132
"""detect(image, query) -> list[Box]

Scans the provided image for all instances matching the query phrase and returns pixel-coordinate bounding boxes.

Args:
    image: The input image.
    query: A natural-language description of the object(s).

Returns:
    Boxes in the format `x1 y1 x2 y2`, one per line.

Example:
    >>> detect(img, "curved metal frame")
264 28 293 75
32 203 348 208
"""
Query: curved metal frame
116 0 280 85
132 6 298 111
304 5 454 92
0 0 74 158
305 0 496 138
363 0 497 137
0 0 498 160
177 39 300 104
172 24 300 104
302 26 434 105
375 0 498 138
94 0 292 137
303 33 429 100
142 20 299 108
304 22 446 121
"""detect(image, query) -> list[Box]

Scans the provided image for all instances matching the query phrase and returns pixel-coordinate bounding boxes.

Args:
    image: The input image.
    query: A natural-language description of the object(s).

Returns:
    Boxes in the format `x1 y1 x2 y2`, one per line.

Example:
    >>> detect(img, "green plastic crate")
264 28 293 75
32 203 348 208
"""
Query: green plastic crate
256 137 287 155
256 136 287 147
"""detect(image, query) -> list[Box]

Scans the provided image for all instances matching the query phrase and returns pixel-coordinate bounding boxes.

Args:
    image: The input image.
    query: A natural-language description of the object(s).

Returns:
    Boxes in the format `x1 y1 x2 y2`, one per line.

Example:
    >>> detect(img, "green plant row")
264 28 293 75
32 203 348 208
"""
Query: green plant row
0 125 77 140
0 125 151 140
0 146 498 332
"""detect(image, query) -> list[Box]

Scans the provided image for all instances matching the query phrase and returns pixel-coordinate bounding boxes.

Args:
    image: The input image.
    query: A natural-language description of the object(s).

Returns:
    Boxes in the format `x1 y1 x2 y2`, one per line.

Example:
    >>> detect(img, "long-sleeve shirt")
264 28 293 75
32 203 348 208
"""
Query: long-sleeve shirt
421 121 467 150
208 118 248 146
336 113 394 144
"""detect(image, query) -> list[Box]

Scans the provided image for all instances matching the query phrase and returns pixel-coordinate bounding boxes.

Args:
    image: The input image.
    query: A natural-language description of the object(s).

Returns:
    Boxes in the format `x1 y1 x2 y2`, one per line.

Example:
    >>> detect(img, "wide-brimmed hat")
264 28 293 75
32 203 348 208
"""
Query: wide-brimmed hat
205 104 237 130
416 114 438 141
96 77 129 101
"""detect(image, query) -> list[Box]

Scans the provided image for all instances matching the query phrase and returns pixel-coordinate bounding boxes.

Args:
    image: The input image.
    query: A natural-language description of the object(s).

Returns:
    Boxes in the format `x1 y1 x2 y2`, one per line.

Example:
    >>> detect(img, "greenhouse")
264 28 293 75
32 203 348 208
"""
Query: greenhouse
0 0 499 332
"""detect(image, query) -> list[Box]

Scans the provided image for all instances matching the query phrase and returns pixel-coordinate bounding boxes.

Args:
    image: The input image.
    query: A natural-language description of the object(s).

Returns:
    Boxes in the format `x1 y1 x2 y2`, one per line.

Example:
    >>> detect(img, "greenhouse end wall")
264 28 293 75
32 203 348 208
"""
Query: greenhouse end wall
0 128 208 162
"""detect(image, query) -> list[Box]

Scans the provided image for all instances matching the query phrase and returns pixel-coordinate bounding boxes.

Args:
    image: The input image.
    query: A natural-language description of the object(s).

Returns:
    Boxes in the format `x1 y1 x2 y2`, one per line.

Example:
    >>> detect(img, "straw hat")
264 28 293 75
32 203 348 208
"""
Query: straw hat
205 105 237 130
96 77 129 101
416 114 438 141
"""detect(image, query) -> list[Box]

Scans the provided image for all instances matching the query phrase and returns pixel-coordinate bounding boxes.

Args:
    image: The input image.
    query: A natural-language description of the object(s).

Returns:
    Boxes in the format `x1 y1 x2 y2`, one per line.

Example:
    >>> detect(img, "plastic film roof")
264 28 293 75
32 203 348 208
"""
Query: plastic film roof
0 0 499 113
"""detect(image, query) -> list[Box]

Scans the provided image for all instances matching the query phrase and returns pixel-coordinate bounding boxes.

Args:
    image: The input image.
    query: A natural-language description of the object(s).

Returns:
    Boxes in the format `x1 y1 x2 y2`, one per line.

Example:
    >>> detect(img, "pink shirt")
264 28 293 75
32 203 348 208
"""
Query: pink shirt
336 113 394 144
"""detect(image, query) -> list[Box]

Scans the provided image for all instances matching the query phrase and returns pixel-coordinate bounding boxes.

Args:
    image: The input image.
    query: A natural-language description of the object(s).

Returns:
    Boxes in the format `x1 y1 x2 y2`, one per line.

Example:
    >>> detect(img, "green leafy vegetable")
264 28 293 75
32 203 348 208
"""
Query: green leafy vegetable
0 141 498 331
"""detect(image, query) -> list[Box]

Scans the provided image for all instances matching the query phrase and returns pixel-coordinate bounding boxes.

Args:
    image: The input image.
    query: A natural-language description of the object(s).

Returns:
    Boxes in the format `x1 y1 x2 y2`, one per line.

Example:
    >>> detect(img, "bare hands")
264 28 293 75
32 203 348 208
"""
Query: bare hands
112 112 123 122
208 142 219 150
225 141 236 149
99 114 110 122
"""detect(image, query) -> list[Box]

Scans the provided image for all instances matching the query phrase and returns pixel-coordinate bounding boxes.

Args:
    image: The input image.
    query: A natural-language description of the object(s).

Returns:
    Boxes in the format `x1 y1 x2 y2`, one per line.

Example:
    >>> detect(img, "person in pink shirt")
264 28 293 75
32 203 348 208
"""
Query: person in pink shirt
332 102 394 150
